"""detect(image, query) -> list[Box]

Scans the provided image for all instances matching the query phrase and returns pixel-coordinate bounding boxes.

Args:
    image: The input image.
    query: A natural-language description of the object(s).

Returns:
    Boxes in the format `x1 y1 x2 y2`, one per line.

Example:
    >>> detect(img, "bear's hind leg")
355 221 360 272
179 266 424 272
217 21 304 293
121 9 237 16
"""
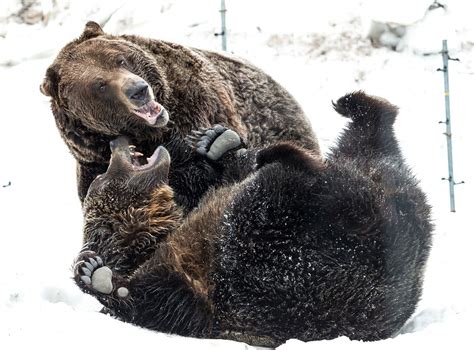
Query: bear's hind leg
331 91 401 160
255 142 324 173
74 251 211 337
74 251 130 302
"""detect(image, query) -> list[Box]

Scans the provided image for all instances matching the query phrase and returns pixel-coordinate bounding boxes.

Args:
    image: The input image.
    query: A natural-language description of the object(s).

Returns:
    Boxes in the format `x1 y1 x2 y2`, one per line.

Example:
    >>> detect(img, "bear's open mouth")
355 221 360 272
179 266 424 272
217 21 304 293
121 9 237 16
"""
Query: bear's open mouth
132 100 169 127
130 145 169 171
110 137 169 172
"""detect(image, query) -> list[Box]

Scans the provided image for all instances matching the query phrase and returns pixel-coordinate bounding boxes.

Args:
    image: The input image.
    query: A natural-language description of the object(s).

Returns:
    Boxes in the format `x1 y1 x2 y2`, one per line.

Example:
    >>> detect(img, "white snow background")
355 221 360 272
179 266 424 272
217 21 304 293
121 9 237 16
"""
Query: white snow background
0 0 473 349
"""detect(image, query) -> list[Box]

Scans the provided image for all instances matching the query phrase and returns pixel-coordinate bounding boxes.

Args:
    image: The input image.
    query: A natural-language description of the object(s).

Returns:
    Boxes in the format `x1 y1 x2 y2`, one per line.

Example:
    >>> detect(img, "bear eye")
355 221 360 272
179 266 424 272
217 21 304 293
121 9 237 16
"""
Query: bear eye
96 81 107 92
117 56 127 67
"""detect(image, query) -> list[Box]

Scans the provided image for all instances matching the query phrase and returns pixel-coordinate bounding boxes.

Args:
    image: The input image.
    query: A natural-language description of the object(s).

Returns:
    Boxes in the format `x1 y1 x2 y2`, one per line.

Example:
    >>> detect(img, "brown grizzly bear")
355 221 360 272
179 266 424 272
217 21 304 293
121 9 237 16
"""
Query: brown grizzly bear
73 92 432 348
40 21 320 209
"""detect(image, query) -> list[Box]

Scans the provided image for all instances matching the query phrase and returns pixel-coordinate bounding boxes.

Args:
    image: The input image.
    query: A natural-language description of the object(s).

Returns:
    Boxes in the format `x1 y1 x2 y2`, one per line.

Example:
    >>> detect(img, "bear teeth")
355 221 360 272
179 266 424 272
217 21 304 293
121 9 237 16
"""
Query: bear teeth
132 145 162 171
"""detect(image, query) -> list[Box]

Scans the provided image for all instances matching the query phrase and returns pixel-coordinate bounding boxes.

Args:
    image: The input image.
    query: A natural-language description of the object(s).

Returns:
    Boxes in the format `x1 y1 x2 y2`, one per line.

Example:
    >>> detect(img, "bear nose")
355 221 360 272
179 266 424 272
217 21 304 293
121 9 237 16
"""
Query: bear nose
126 81 150 105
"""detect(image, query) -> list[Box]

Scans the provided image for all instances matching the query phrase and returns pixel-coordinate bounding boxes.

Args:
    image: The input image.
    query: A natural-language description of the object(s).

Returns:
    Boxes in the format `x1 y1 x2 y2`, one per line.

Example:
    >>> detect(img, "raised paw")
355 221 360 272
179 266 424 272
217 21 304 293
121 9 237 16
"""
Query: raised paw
74 251 113 294
74 252 129 299
187 124 242 161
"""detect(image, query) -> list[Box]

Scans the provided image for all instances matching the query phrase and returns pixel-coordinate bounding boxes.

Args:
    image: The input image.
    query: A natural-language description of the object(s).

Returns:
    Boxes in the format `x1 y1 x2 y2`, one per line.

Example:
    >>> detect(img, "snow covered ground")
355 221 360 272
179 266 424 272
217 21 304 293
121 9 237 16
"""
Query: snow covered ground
1 0 473 349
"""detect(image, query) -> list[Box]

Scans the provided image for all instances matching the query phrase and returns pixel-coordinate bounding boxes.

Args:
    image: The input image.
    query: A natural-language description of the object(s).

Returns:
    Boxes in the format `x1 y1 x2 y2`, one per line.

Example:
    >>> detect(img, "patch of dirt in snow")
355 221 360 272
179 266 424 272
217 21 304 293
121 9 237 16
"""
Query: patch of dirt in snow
266 18 373 60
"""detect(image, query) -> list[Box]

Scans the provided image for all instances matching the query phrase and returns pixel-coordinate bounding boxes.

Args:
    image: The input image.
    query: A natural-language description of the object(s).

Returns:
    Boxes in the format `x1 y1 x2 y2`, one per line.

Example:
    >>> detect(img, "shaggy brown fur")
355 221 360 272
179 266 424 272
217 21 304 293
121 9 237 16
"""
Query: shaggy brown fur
157 178 254 298
41 21 320 207
83 178 183 276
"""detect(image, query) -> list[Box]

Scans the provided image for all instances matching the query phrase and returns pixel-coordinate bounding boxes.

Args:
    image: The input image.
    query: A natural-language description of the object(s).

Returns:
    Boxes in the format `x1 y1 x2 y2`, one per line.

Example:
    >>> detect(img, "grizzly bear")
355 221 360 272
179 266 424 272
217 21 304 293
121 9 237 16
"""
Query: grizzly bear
40 21 320 210
73 92 432 348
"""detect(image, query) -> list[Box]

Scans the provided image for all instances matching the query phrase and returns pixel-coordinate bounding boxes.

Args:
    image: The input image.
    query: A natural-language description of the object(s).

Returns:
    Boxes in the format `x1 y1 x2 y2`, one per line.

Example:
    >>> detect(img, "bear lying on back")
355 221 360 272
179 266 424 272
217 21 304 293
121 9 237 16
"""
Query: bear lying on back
40 21 319 210
73 92 432 347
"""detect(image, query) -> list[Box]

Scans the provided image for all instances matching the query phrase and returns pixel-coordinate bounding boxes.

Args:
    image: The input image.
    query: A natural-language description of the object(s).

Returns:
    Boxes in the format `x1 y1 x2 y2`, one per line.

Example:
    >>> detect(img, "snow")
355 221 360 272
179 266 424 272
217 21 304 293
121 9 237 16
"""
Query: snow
1 0 473 349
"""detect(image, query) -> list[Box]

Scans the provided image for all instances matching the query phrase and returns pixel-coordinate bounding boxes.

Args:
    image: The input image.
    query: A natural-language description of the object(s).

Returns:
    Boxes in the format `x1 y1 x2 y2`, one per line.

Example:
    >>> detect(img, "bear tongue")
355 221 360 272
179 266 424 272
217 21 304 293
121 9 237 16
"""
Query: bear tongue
133 100 162 125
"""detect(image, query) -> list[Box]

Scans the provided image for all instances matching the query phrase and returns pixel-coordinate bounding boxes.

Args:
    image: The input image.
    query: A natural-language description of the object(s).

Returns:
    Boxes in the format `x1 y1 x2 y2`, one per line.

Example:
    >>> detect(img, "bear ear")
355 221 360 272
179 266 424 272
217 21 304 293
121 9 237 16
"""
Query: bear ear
40 66 60 99
79 21 105 41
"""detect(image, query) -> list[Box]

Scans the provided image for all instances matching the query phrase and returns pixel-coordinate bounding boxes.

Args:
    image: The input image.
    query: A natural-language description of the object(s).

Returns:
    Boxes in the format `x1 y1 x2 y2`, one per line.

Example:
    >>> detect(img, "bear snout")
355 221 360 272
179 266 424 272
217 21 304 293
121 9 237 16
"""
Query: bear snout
125 80 152 106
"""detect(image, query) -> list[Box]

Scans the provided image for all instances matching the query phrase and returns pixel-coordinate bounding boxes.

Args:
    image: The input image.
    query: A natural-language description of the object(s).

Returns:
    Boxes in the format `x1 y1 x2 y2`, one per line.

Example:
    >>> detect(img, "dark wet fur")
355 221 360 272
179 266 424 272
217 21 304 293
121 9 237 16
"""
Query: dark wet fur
75 92 432 348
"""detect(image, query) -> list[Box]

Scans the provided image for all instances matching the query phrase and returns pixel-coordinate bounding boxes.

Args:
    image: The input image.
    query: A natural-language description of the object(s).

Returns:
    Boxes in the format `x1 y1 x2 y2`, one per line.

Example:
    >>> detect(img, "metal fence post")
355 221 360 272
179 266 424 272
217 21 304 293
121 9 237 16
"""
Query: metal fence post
439 39 464 212
214 0 227 51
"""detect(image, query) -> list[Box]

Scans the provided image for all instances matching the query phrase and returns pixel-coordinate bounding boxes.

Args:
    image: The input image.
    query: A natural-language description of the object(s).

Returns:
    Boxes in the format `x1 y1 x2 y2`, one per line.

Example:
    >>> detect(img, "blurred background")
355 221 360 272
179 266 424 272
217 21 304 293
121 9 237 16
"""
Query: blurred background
0 1 473 349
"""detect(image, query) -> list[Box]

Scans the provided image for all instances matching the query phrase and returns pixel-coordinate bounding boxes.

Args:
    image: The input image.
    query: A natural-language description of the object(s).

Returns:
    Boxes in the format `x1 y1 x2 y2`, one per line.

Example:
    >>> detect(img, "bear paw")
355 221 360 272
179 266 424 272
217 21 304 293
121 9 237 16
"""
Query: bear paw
74 252 129 299
187 125 242 161
74 252 111 294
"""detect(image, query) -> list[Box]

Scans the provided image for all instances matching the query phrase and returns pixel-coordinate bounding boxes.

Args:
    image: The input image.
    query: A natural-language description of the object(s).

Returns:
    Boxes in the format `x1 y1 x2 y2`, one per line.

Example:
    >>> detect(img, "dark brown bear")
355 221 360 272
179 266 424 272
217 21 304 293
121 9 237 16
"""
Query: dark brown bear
40 21 319 209
74 92 432 348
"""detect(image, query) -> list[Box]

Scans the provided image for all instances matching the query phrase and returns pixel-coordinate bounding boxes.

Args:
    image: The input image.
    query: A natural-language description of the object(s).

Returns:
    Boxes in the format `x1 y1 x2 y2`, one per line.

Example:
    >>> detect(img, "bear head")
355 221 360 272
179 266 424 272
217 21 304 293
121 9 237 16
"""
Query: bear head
82 136 181 275
41 22 171 138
